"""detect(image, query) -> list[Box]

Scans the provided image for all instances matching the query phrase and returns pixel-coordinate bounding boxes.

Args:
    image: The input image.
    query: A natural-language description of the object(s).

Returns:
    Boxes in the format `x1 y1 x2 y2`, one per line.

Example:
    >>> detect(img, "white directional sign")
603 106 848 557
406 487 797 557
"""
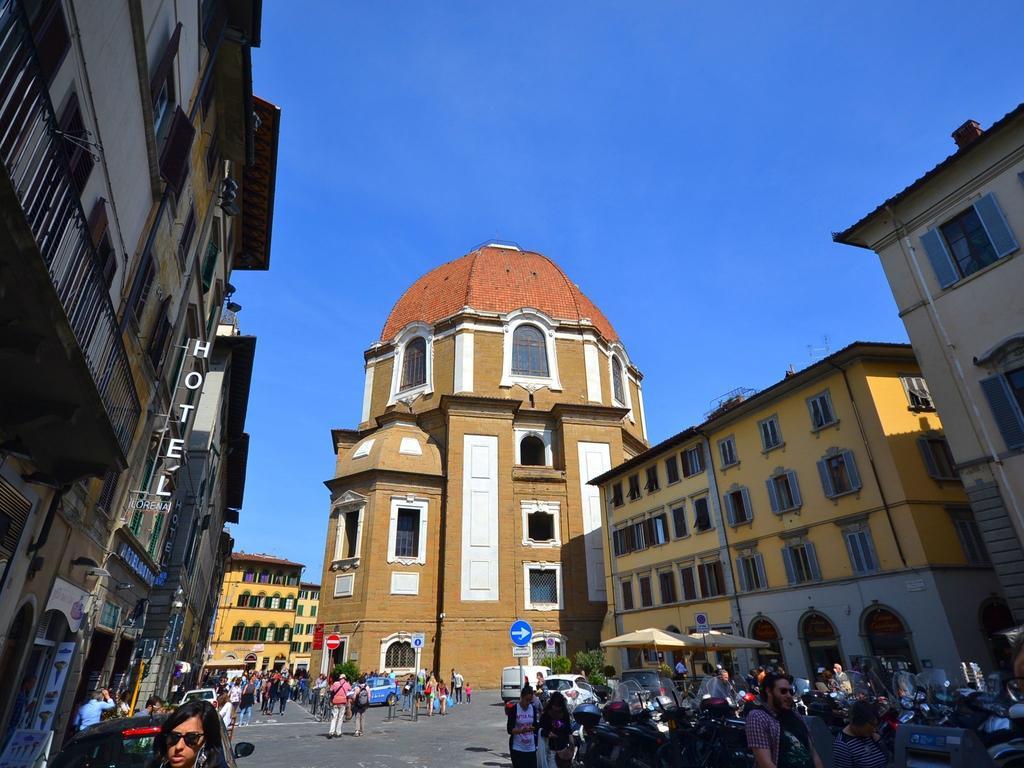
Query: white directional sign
512 645 531 658
695 612 710 634
510 620 533 646
411 633 425 649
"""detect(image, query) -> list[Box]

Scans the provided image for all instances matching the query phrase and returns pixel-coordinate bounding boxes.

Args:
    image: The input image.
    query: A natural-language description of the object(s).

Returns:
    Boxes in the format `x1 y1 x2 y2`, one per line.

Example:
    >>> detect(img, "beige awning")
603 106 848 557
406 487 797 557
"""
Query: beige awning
600 628 701 649
687 630 769 650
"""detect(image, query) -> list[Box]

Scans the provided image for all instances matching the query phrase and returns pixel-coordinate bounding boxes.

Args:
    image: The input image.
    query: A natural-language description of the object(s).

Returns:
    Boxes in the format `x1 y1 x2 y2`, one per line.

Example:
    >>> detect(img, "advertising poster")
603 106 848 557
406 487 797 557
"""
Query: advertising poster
32 641 75 731
0 730 51 768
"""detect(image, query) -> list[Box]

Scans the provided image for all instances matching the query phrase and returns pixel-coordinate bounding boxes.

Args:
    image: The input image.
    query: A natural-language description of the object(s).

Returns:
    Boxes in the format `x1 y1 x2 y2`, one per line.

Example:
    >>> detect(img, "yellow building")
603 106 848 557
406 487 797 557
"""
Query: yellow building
208 553 305 674
289 583 321 674
592 342 1007 680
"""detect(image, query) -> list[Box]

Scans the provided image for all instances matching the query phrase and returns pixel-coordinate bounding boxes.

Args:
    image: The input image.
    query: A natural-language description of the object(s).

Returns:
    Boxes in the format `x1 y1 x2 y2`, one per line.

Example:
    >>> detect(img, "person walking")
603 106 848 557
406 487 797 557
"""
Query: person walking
454 669 464 703
401 674 415 712
277 676 288 715
438 682 449 715
424 675 435 717
833 700 888 768
73 689 115 731
238 678 255 727
228 678 242 723
152 700 230 768
351 675 370 736
217 693 234 741
539 691 574 768
746 673 824 768
465 682 472 703
327 675 351 738
507 684 539 768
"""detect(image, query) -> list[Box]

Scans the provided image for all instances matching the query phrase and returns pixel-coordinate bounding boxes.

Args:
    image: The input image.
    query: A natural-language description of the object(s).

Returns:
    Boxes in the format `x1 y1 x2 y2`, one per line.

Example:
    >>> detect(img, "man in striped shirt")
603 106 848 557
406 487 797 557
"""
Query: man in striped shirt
746 673 823 768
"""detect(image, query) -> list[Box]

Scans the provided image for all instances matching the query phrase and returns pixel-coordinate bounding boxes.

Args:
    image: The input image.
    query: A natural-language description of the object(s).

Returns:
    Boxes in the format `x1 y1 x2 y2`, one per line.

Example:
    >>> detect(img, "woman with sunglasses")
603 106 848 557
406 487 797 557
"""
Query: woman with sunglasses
151 700 228 768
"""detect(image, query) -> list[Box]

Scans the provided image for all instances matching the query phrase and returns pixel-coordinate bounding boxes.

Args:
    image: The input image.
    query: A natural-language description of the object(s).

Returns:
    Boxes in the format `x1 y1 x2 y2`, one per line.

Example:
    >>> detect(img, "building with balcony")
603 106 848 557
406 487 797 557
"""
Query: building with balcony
0 0 277 746
591 343 1008 680
208 553 305 675
834 105 1024 625
289 583 320 675
311 243 648 686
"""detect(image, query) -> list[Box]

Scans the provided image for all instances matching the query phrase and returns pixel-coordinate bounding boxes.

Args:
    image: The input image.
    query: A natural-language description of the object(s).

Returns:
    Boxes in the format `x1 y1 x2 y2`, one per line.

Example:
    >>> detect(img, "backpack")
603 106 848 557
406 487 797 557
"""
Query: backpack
356 685 369 707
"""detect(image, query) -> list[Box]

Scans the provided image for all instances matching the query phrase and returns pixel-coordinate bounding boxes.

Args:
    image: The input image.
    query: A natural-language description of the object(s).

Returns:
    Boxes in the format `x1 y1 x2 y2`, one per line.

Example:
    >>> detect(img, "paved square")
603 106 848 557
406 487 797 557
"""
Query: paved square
234 692 511 768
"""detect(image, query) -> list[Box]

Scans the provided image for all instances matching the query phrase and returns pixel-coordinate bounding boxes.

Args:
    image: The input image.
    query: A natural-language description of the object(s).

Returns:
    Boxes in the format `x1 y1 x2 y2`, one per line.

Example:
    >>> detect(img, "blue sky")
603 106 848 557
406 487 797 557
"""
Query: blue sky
230 1 1022 571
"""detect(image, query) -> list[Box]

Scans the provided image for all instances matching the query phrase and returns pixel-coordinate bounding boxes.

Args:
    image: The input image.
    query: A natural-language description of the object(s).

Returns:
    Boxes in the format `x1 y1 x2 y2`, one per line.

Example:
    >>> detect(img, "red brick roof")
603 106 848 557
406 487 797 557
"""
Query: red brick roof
380 245 619 342
229 552 304 568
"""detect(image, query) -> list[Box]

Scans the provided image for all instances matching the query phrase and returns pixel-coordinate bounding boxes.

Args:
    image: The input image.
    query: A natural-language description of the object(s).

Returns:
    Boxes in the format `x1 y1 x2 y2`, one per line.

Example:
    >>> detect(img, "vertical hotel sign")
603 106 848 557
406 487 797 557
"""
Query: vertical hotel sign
126 338 211 518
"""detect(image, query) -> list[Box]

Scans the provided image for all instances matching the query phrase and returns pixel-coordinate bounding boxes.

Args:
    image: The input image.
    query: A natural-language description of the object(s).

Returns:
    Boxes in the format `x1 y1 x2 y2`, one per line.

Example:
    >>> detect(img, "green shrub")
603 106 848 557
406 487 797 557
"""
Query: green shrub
332 661 360 680
574 649 607 686
551 655 572 674
603 665 617 678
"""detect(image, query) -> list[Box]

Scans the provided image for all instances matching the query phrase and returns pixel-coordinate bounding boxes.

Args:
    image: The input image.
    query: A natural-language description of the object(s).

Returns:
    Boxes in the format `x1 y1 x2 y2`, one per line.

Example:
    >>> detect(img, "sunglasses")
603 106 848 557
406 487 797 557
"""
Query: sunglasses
775 688 794 695
166 732 204 748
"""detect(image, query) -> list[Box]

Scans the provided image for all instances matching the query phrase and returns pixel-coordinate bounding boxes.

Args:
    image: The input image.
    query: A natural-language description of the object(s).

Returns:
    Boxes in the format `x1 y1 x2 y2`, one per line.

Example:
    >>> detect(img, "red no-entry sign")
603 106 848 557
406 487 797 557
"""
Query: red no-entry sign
325 633 342 651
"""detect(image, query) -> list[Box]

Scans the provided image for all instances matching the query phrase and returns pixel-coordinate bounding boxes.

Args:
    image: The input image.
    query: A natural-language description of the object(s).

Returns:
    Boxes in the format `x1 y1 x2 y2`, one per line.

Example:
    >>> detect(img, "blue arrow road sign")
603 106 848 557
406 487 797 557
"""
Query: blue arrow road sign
510 620 533 646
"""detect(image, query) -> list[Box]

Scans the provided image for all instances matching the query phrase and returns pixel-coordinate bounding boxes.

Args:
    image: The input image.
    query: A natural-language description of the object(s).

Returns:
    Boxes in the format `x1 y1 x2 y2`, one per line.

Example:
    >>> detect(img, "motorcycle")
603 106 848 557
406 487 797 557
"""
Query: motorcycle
579 681 665 768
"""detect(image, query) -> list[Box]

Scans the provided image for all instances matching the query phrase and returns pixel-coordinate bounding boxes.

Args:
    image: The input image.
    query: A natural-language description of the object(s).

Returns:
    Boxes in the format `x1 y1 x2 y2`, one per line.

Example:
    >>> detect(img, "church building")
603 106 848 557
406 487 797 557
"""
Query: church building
312 243 647 685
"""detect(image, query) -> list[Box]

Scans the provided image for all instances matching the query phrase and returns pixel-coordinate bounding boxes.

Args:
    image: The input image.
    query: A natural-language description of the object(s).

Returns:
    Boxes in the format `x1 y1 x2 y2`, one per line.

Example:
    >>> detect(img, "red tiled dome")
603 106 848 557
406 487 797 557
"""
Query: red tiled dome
380 245 619 342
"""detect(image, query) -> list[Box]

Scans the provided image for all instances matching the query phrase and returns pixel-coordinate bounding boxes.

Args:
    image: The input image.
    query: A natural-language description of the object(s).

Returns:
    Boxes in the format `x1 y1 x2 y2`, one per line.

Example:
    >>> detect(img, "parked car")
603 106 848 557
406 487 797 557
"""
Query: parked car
50 714 255 768
619 669 680 707
361 675 402 706
501 665 553 701
539 675 598 709
179 688 217 704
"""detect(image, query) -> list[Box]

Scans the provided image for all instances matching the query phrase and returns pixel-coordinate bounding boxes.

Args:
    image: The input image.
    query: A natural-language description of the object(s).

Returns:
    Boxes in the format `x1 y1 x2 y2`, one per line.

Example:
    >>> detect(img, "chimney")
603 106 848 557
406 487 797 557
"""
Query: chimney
952 119 984 150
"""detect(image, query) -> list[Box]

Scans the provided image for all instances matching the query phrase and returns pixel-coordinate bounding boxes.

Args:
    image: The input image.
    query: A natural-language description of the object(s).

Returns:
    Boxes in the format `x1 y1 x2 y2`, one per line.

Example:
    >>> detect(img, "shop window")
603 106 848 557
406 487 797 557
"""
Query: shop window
863 607 915 671
751 618 784 670
802 612 843 673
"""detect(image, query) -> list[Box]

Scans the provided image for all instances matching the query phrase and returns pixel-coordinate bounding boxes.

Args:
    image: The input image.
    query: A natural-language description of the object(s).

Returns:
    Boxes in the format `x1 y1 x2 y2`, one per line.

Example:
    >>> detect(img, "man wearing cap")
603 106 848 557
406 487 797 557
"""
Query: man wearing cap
327 674 351 739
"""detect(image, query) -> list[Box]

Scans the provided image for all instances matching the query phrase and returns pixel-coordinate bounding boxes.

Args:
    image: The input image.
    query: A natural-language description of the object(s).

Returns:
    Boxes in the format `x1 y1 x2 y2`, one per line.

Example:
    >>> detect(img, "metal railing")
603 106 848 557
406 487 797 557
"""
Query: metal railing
0 0 139 457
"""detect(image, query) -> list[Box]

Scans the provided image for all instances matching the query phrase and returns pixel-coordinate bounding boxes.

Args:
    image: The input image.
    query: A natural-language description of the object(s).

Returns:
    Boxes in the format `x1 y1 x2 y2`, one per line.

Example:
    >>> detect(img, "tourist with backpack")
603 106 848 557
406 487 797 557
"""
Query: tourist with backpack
351 675 370 736
327 674 351 739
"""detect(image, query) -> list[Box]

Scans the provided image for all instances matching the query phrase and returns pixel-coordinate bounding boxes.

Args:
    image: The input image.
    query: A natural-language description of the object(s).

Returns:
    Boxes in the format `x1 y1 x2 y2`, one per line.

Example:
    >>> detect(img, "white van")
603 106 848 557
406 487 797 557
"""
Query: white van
501 665 552 702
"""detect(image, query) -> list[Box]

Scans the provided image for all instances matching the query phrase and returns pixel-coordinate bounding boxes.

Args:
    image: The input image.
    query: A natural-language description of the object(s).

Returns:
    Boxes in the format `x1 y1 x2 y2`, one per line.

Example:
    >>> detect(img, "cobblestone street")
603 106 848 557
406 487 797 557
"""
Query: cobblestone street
235 692 509 768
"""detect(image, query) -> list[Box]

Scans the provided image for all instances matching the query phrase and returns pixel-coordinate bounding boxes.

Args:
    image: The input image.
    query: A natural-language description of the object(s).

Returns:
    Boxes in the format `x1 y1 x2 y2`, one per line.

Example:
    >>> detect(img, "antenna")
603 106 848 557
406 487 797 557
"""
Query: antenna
806 335 830 362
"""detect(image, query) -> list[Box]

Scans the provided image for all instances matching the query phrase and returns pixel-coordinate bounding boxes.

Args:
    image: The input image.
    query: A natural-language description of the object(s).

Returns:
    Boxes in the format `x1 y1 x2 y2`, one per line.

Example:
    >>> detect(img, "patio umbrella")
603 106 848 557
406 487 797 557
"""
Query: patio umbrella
600 627 701 650
686 630 769 650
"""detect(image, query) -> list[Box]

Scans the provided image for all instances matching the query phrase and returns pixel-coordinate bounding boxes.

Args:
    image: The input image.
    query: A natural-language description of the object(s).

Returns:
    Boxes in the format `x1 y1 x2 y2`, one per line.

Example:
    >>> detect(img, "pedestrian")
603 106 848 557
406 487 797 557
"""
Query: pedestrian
507 684 539 768
454 669 464 703
438 682 449 715
746 672 824 768
424 675 435 717
401 674 415 712
239 677 255 726
229 677 242 722
145 696 165 717
278 676 288 715
673 659 688 680
327 674 350 738
833 700 888 768
832 663 852 695
216 693 234 740
465 682 472 703
535 671 545 692
351 675 370 736
73 689 115 731
539 691 574 768
153 700 229 768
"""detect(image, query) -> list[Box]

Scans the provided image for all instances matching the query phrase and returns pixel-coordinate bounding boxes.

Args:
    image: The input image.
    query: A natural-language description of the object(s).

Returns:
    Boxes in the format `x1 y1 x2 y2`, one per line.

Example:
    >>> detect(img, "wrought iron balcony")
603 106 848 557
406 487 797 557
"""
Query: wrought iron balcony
0 0 139 468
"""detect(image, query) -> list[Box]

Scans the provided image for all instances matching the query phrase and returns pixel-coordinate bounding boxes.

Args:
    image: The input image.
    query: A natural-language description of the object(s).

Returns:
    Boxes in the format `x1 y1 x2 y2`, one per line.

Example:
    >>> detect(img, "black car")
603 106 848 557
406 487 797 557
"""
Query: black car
50 714 255 768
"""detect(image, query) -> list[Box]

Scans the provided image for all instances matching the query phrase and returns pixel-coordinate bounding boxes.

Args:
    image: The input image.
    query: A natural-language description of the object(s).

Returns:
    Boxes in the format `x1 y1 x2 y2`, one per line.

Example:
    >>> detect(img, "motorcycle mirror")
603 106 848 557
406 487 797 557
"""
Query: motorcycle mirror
1009 702 1024 720
899 711 915 724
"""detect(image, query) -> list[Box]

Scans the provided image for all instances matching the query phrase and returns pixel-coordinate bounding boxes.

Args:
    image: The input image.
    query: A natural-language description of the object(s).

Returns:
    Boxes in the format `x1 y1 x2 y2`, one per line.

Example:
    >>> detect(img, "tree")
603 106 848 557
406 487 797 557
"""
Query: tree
333 661 360 680
574 649 607 686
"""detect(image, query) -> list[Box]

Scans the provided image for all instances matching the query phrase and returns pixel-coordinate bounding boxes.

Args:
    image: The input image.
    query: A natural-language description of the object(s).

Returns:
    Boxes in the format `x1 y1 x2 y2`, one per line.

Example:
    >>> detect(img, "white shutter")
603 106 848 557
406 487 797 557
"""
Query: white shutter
579 442 611 602
461 435 499 600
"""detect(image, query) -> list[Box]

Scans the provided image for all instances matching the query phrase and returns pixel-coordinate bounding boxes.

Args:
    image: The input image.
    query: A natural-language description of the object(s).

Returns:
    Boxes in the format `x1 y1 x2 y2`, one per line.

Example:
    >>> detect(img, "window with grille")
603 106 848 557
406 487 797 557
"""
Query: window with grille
658 571 677 603
528 568 559 607
394 508 420 558
682 446 705 477
672 505 687 538
96 469 120 515
638 576 653 607
386 641 416 668
697 561 725 597
759 416 783 451
612 357 625 404
665 456 680 484
611 482 624 507
693 497 712 532
512 325 549 376
627 474 642 501
718 437 738 468
645 466 659 492
620 579 634 610
401 337 427 390
527 510 555 542
901 376 934 411
918 438 957 481
679 567 697 601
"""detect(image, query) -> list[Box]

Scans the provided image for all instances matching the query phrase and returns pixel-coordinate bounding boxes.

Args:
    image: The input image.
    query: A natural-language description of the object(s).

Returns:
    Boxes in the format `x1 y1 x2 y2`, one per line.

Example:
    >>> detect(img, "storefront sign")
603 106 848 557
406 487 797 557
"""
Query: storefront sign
312 624 324 650
125 339 212 517
865 608 906 635
44 578 90 632
751 619 779 642
117 542 156 587
802 614 836 639
32 642 75 731
0 730 51 768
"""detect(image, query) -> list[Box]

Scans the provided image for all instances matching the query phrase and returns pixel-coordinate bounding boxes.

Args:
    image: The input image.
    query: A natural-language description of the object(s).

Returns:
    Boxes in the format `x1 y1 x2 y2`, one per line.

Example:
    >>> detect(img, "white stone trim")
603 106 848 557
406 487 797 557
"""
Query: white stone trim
514 427 554 466
461 434 500 600
360 364 374 424
390 572 420 595
523 561 563 611
584 342 603 403
521 500 561 548
388 323 434 406
578 442 611 602
399 437 422 456
333 573 354 598
387 495 428 565
379 632 417 673
607 344 634 423
529 631 568 663
352 439 374 459
500 309 562 392
453 331 475 393
636 382 648 441
331 491 366 565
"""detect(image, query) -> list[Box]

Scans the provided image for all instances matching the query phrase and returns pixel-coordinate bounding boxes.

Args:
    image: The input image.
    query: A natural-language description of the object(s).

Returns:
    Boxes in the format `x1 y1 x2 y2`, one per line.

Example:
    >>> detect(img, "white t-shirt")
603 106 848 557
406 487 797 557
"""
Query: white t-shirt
512 704 536 753
219 701 233 727
455 673 464 688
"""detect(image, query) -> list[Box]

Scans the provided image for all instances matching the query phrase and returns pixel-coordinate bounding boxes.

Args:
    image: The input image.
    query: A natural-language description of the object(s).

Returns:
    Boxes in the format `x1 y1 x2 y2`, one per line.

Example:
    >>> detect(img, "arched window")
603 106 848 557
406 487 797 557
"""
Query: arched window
242 569 255 583
385 640 416 669
244 623 260 642
750 618 784 669
256 592 266 608
520 435 546 466
401 337 427 390
231 622 245 641
265 623 276 642
512 325 548 377
284 597 295 610
278 625 291 642
270 593 281 610
612 357 625 404
237 591 250 608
